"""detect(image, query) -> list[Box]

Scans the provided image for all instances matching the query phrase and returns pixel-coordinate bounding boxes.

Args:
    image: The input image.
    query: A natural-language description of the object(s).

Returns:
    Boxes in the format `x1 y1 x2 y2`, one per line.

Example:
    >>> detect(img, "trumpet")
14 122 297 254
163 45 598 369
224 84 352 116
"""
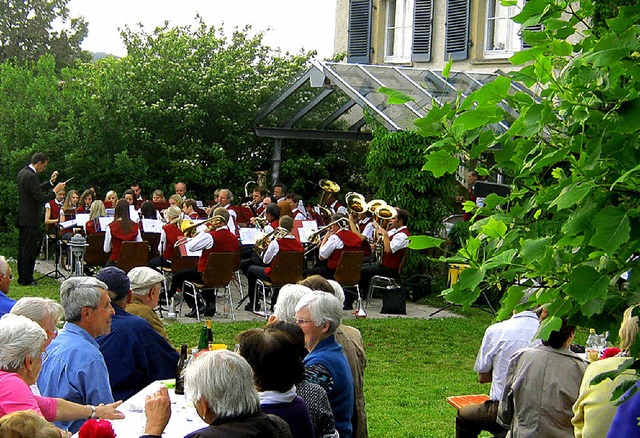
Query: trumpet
181 215 226 238
253 214 268 231
254 227 289 255
304 217 350 255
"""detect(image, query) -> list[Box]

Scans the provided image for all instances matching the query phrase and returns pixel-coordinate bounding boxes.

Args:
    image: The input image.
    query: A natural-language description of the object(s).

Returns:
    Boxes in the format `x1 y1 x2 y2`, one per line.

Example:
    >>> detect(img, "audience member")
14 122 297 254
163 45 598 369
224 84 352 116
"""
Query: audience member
10 297 64 349
0 314 123 433
497 318 588 437
296 292 354 438
238 326 314 438
37 277 117 433
0 410 62 438
606 379 640 437
572 305 639 438
96 267 178 401
141 350 292 437
0 256 16 317
126 267 173 344
456 299 540 438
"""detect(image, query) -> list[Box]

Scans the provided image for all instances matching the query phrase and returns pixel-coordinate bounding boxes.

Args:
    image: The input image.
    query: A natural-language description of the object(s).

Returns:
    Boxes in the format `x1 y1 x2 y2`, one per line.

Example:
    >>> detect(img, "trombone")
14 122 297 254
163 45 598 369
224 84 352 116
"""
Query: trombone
174 215 227 248
304 217 350 255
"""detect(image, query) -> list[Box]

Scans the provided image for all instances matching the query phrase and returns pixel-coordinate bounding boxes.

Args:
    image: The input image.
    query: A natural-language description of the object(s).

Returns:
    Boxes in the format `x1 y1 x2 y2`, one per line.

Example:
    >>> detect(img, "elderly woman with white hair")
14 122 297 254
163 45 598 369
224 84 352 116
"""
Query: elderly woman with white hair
296 291 354 438
127 266 173 344
11 297 64 349
0 314 123 432
141 350 293 437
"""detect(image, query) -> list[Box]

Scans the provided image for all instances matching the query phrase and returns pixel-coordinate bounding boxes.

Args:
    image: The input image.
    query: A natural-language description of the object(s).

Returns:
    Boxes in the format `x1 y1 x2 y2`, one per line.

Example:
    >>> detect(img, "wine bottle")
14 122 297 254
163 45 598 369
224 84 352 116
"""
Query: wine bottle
175 343 187 395
206 319 214 350
198 324 208 351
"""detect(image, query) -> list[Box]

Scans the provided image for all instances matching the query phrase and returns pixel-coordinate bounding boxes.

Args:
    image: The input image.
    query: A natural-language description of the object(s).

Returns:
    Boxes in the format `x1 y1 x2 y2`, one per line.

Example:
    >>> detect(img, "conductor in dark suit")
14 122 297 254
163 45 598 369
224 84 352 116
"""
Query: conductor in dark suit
16 152 66 285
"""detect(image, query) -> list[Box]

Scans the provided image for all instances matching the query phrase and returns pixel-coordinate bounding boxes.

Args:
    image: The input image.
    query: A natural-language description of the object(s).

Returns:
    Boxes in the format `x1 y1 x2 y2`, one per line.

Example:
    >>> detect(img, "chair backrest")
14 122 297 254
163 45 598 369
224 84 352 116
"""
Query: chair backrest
201 252 236 287
270 251 305 286
171 251 199 272
117 241 150 273
84 233 110 267
142 232 161 259
334 251 364 286
398 249 409 275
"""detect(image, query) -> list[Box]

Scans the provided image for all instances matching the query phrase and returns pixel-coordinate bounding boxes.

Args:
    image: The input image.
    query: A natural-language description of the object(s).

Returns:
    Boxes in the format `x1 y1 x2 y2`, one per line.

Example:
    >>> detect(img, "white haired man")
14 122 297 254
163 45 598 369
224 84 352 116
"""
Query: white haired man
296 292 354 438
37 277 117 434
126 267 172 344
0 256 16 317
11 297 64 349
142 350 292 437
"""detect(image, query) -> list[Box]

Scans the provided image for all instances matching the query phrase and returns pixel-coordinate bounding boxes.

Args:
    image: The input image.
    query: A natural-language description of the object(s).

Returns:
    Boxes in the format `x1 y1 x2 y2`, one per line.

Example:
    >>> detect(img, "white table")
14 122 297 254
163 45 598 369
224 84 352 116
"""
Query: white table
109 380 205 437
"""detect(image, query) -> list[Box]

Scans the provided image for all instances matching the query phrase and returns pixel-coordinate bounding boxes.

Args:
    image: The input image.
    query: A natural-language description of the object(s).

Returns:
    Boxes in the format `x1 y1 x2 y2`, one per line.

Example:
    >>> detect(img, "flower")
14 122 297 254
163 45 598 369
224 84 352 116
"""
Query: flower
78 419 116 438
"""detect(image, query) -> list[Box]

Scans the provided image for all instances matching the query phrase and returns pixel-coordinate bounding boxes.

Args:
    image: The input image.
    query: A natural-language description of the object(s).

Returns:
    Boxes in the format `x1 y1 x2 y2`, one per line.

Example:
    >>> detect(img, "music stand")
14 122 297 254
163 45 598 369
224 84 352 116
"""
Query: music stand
36 225 67 281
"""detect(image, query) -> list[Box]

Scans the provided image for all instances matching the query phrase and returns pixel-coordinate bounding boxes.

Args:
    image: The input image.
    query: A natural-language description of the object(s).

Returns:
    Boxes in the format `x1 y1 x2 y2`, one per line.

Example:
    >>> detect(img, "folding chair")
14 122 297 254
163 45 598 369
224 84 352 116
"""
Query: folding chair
231 250 245 303
116 241 150 273
161 251 199 305
255 251 304 318
84 233 110 270
180 252 236 322
366 249 409 308
334 250 364 307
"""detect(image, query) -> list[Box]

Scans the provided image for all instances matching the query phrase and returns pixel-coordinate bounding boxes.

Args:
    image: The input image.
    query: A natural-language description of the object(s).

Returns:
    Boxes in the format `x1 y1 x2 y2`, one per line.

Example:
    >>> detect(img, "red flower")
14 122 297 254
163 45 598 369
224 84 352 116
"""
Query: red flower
78 419 116 438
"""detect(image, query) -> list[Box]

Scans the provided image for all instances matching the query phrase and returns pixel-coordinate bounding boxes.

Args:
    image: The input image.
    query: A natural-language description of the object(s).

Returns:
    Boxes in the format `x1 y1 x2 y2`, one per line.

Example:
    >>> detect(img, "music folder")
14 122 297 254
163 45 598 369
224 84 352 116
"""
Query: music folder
295 220 318 244
59 219 76 229
142 219 163 233
98 217 114 231
239 227 260 245
75 213 90 231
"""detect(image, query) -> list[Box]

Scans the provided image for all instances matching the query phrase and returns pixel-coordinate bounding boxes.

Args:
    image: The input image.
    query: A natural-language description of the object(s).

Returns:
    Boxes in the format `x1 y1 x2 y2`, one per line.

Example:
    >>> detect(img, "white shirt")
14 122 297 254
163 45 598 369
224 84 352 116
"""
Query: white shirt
361 221 375 240
291 208 307 221
330 200 348 215
319 234 343 260
388 226 410 253
185 225 231 252
103 221 143 252
474 311 540 400
262 235 297 265
222 205 237 235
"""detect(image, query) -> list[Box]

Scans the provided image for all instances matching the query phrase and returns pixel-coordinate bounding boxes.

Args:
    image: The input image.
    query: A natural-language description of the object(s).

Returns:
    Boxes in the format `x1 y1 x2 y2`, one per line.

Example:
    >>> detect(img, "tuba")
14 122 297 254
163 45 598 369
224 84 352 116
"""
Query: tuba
345 192 367 214
372 205 398 264
318 179 340 207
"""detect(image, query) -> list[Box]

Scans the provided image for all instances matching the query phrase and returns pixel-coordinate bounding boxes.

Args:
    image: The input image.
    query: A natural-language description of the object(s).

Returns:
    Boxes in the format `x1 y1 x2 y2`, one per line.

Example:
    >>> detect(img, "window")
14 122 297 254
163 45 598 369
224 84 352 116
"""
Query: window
385 0 415 62
484 0 523 58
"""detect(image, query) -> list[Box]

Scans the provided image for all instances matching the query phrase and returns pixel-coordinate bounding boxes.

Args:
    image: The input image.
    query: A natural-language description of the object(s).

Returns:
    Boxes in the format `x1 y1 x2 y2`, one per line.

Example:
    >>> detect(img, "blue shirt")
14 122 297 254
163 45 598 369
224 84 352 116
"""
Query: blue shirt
607 380 640 437
0 291 16 317
97 304 178 401
38 322 114 434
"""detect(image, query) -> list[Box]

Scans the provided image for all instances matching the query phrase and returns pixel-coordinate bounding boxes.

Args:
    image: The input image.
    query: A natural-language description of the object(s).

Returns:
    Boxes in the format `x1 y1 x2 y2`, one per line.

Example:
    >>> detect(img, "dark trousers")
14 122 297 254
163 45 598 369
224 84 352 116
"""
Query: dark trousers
169 268 210 309
149 256 170 270
246 265 270 307
353 263 398 306
304 259 335 280
18 225 40 284
455 399 506 438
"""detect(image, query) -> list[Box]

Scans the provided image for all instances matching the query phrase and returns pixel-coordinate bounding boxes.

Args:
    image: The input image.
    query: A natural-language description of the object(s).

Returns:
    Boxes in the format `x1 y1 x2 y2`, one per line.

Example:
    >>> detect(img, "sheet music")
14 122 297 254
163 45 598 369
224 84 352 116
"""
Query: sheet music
239 227 260 245
298 227 313 244
129 205 139 222
98 217 114 231
301 220 318 230
59 219 76 228
195 200 204 208
142 219 163 233
106 208 115 217
75 213 90 231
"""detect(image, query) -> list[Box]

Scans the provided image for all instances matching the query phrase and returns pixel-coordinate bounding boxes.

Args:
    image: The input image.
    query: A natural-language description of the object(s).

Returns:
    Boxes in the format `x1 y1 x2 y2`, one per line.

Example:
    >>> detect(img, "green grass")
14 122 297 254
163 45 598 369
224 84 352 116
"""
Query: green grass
9 263 499 437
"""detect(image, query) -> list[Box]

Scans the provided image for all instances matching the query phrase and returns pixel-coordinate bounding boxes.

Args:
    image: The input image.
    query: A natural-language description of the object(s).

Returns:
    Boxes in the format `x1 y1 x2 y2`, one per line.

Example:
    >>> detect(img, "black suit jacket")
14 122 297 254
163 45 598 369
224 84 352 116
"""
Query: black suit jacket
17 165 56 227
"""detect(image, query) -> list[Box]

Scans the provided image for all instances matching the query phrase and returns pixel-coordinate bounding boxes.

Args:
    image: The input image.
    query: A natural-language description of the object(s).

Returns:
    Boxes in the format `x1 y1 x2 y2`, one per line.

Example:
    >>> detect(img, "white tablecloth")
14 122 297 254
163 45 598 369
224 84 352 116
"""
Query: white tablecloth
109 380 205 437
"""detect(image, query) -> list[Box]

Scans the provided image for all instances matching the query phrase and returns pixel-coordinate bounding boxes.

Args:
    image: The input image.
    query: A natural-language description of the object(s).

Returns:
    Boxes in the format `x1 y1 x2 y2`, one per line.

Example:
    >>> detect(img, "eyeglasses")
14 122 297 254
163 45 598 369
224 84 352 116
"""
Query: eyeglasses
295 318 315 325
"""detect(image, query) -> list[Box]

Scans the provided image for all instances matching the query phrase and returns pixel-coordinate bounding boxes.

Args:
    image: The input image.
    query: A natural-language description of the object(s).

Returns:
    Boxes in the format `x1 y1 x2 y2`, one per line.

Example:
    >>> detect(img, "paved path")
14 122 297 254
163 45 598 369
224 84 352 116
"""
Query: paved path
34 258 460 323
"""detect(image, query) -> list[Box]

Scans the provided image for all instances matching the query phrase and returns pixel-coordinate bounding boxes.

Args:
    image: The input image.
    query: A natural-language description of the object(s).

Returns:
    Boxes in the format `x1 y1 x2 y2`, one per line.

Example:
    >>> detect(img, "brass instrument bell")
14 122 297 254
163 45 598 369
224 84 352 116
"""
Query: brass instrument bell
367 199 388 215
319 179 341 207
345 192 367 214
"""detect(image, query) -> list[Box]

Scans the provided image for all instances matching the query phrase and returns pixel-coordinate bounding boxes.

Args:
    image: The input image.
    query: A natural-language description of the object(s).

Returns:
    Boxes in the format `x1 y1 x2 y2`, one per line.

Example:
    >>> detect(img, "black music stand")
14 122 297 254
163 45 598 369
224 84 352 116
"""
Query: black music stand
36 225 67 281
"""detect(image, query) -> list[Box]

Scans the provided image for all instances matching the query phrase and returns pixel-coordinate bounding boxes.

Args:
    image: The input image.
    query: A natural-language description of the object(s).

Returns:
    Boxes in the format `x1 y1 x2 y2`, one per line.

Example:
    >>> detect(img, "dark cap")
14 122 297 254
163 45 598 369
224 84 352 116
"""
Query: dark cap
96 267 131 300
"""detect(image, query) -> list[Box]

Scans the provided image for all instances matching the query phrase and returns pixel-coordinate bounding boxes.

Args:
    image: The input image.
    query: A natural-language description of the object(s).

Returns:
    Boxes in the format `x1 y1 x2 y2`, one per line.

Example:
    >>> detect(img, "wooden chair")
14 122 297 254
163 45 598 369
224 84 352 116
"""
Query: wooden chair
334 250 364 306
231 250 245 302
116 241 150 273
180 252 236 321
84 233 110 269
142 232 161 259
255 251 304 318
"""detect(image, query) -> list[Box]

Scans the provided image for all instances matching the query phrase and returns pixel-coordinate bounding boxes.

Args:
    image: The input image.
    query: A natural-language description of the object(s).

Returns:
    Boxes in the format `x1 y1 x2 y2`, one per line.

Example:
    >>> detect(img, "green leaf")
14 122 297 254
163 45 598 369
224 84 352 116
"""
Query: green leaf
589 207 630 255
581 297 606 317
615 98 640 134
611 161 640 190
590 358 635 385
550 181 597 211
458 267 485 291
520 237 552 264
442 284 481 308
537 316 562 341
481 217 508 239
442 58 453 79
452 106 503 131
566 266 609 305
497 285 525 320
408 235 445 250
483 249 517 270
377 86 414 105
612 380 638 403
422 150 460 177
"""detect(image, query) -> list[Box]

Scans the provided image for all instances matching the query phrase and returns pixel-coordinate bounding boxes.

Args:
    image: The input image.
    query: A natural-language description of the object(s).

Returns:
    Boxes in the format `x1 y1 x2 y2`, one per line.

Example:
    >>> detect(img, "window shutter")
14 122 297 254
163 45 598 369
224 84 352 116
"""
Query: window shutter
444 0 470 61
412 0 434 62
520 0 543 49
347 0 372 63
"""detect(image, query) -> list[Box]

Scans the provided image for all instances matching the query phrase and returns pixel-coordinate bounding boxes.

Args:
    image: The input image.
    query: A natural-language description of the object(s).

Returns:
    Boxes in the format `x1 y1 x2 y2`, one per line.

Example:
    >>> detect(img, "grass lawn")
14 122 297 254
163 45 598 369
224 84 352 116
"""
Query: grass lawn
8 266 501 437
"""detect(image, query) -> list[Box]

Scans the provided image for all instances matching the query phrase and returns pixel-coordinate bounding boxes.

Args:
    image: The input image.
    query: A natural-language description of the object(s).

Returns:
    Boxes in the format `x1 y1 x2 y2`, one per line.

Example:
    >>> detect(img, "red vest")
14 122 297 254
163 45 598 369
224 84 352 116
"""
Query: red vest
46 201 63 233
162 223 184 261
85 220 98 235
108 220 140 261
198 228 240 272
328 229 363 269
264 237 304 277
382 227 411 269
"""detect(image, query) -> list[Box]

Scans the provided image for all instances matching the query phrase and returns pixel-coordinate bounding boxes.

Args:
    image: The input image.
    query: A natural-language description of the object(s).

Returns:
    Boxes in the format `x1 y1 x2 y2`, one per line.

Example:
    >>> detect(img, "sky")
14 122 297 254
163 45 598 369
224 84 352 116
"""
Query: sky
66 0 337 58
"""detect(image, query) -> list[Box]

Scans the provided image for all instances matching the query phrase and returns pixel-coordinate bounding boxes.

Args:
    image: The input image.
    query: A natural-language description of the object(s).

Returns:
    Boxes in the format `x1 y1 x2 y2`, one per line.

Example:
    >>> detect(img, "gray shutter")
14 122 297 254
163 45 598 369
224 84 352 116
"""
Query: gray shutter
444 0 470 61
347 0 372 63
412 0 434 62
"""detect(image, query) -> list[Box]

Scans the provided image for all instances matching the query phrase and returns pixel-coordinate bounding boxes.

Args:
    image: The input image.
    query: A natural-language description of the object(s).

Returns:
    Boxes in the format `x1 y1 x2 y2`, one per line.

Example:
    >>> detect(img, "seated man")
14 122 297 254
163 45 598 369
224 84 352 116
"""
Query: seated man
497 319 588 437
243 215 304 311
182 198 199 220
126 267 173 345
353 208 410 310
0 256 16 317
96 267 178 401
305 213 362 281
456 302 540 438
38 277 116 433
168 208 240 317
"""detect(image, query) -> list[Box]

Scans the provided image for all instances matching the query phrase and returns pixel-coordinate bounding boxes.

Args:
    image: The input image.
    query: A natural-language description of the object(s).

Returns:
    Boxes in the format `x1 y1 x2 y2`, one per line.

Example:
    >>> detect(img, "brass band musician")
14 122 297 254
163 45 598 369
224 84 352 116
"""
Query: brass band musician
349 210 374 263
148 206 183 270
348 208 411 310
168 208 240 318
305 213 362 280
243 215 303 311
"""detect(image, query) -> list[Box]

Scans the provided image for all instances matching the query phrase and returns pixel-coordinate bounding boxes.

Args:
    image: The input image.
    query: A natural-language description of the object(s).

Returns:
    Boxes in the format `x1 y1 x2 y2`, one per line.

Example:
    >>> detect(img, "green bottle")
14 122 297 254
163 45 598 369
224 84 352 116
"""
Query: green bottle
198 324 208 351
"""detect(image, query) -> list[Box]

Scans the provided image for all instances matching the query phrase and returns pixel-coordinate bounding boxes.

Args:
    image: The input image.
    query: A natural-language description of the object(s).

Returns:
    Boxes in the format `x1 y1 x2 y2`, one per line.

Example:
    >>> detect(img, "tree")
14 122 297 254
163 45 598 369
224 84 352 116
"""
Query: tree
0 0 89 68
406 0 640 339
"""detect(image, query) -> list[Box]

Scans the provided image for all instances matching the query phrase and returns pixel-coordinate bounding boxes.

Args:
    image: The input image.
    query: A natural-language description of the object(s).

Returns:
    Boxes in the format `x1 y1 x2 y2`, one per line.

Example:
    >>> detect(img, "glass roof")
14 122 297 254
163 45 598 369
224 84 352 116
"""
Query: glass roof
253 61 527 141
